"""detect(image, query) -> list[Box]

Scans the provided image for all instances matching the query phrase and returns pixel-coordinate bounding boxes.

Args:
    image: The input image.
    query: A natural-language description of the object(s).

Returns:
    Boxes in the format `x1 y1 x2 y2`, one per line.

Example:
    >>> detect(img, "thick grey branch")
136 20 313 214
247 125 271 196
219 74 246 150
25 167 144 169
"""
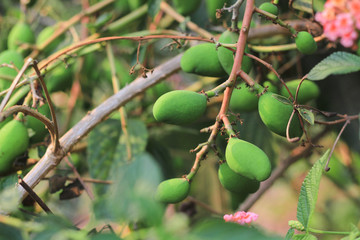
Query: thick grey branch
17 54 182 201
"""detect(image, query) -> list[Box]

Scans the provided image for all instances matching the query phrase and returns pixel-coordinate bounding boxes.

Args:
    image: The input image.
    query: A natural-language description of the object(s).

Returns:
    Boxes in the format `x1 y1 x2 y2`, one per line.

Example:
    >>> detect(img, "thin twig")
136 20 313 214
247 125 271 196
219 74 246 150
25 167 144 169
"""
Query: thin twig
187 196 223 216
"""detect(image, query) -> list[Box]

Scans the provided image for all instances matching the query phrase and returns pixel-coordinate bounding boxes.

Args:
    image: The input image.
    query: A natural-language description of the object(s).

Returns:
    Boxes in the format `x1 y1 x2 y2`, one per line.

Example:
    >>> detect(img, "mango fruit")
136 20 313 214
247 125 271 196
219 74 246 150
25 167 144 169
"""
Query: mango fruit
181 43 227 77
258 92 303 138
153 90 207 125
0 50 24 91
155 178 190 203
229 83 258 112
217 30 252 75
225 137 271 181
173 0 201 15
259 2 279 16
8 22 35 56
218 162 260 193
280 79 320 104
26 104 51 143
206 0 228 22
295 31 317 55
263 81 278 93
46 65 73 92
0 119 29 175
36 26 65 55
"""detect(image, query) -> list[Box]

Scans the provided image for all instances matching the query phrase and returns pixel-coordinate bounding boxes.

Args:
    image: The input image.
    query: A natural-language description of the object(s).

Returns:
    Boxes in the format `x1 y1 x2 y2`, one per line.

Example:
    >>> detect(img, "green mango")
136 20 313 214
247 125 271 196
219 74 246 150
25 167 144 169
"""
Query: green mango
181 43 227 77
217 30 252 75
259 2 279 16
229 83 258 112
295 31 317 55
46 65 73 92
218 162 260 193
0 50 24 91
8 22 35 56
206 0 228 22
153 90 207 125
230 192 248 211
0 116 12 129
26 104 51 143
225 137 271 181
258 92 303 138
0 119 29 175
36 26 65 55
263 81 278 93
280 79 320 104
172 0 201 15
155 178 190 203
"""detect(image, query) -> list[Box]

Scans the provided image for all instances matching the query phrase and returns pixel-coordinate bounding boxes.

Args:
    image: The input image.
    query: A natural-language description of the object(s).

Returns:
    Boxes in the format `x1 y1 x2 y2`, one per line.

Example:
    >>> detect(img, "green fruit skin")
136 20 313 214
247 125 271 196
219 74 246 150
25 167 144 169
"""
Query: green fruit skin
217 30 252 75
206 0 228 22
153 90 207 125
218 162 260 193
325 154 352 188
0 50 24 91
46 65 73 92
8 22 35 55
181 43 227 77
36 26 65 55
258 92 303 138
225 138 271 181
280 79 320 104
259 2 279 16
0 116 12 130
173 0 201 15
155 178 190 203
295 31 317 55
229 83 258 112
0 120 29 175
26 104 51 143
263 81 278 93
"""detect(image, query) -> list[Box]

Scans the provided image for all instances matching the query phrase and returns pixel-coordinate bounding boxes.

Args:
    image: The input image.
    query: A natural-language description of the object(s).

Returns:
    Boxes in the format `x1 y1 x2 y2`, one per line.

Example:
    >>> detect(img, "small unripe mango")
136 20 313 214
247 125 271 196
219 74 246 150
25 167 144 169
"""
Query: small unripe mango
155 178 190 203
153 90 207 125
225 138 271 181
280 79 320 104
217 30 252 75
46 65 73 92
0 50 24 91
258 92 303 138
259 2 279 16
26 104 51 143
263 81 278 93
206 0 228 22
181 43 227 77
0 119 29 175
295 31 317 55
172 0 201 15
229 83 258 112
36 26 65 55
8 22 35 56
218 162 260 193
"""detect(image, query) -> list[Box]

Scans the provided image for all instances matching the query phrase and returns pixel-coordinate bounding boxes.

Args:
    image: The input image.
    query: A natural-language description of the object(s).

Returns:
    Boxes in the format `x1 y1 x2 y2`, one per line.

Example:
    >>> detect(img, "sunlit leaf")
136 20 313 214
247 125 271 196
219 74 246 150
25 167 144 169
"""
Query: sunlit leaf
307 52 360 80
297 150 330 229
293 233 318 240
272 94 293 105
298 108 315 125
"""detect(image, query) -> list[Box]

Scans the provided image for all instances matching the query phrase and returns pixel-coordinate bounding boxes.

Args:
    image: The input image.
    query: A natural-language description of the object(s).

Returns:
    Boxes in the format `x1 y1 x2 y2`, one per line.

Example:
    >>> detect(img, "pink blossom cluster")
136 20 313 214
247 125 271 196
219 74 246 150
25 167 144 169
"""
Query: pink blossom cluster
223 211 258 225
315 0 360 48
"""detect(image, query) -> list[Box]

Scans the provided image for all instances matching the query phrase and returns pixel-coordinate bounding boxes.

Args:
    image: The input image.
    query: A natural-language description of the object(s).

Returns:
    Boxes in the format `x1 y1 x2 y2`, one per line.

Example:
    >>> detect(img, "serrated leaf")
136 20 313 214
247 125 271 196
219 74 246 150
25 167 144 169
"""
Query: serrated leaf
272 94 293 105
293 233 318 240
298 108 315 125
285 228 295 240
297 150 330 229
291 0 313 13
148 0 161 18
307 52 360 80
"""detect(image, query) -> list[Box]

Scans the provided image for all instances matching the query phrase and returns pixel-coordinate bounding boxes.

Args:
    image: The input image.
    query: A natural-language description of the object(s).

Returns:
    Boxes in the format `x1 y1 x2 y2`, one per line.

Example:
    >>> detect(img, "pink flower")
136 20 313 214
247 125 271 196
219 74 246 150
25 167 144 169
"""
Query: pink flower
323 21 340 41
335 13 354 31
348 0 360 18
330 0 346 8
340 29 358 47
223 211 258 225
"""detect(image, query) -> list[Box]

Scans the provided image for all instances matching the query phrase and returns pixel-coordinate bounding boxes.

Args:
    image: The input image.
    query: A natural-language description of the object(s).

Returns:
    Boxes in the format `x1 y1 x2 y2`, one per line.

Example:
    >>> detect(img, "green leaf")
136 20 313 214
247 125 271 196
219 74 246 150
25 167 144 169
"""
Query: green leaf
93 153 164 225
87 118 148 195
293 233 318 240
341 224 360 240
272 94 293 105
298 108 315 125
285 228 295 240
291 0 313 13
307 52 360 80
297 150 330 229
0 187 20 213
190 218 282 240
148 0 161 18
0 223 24 240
